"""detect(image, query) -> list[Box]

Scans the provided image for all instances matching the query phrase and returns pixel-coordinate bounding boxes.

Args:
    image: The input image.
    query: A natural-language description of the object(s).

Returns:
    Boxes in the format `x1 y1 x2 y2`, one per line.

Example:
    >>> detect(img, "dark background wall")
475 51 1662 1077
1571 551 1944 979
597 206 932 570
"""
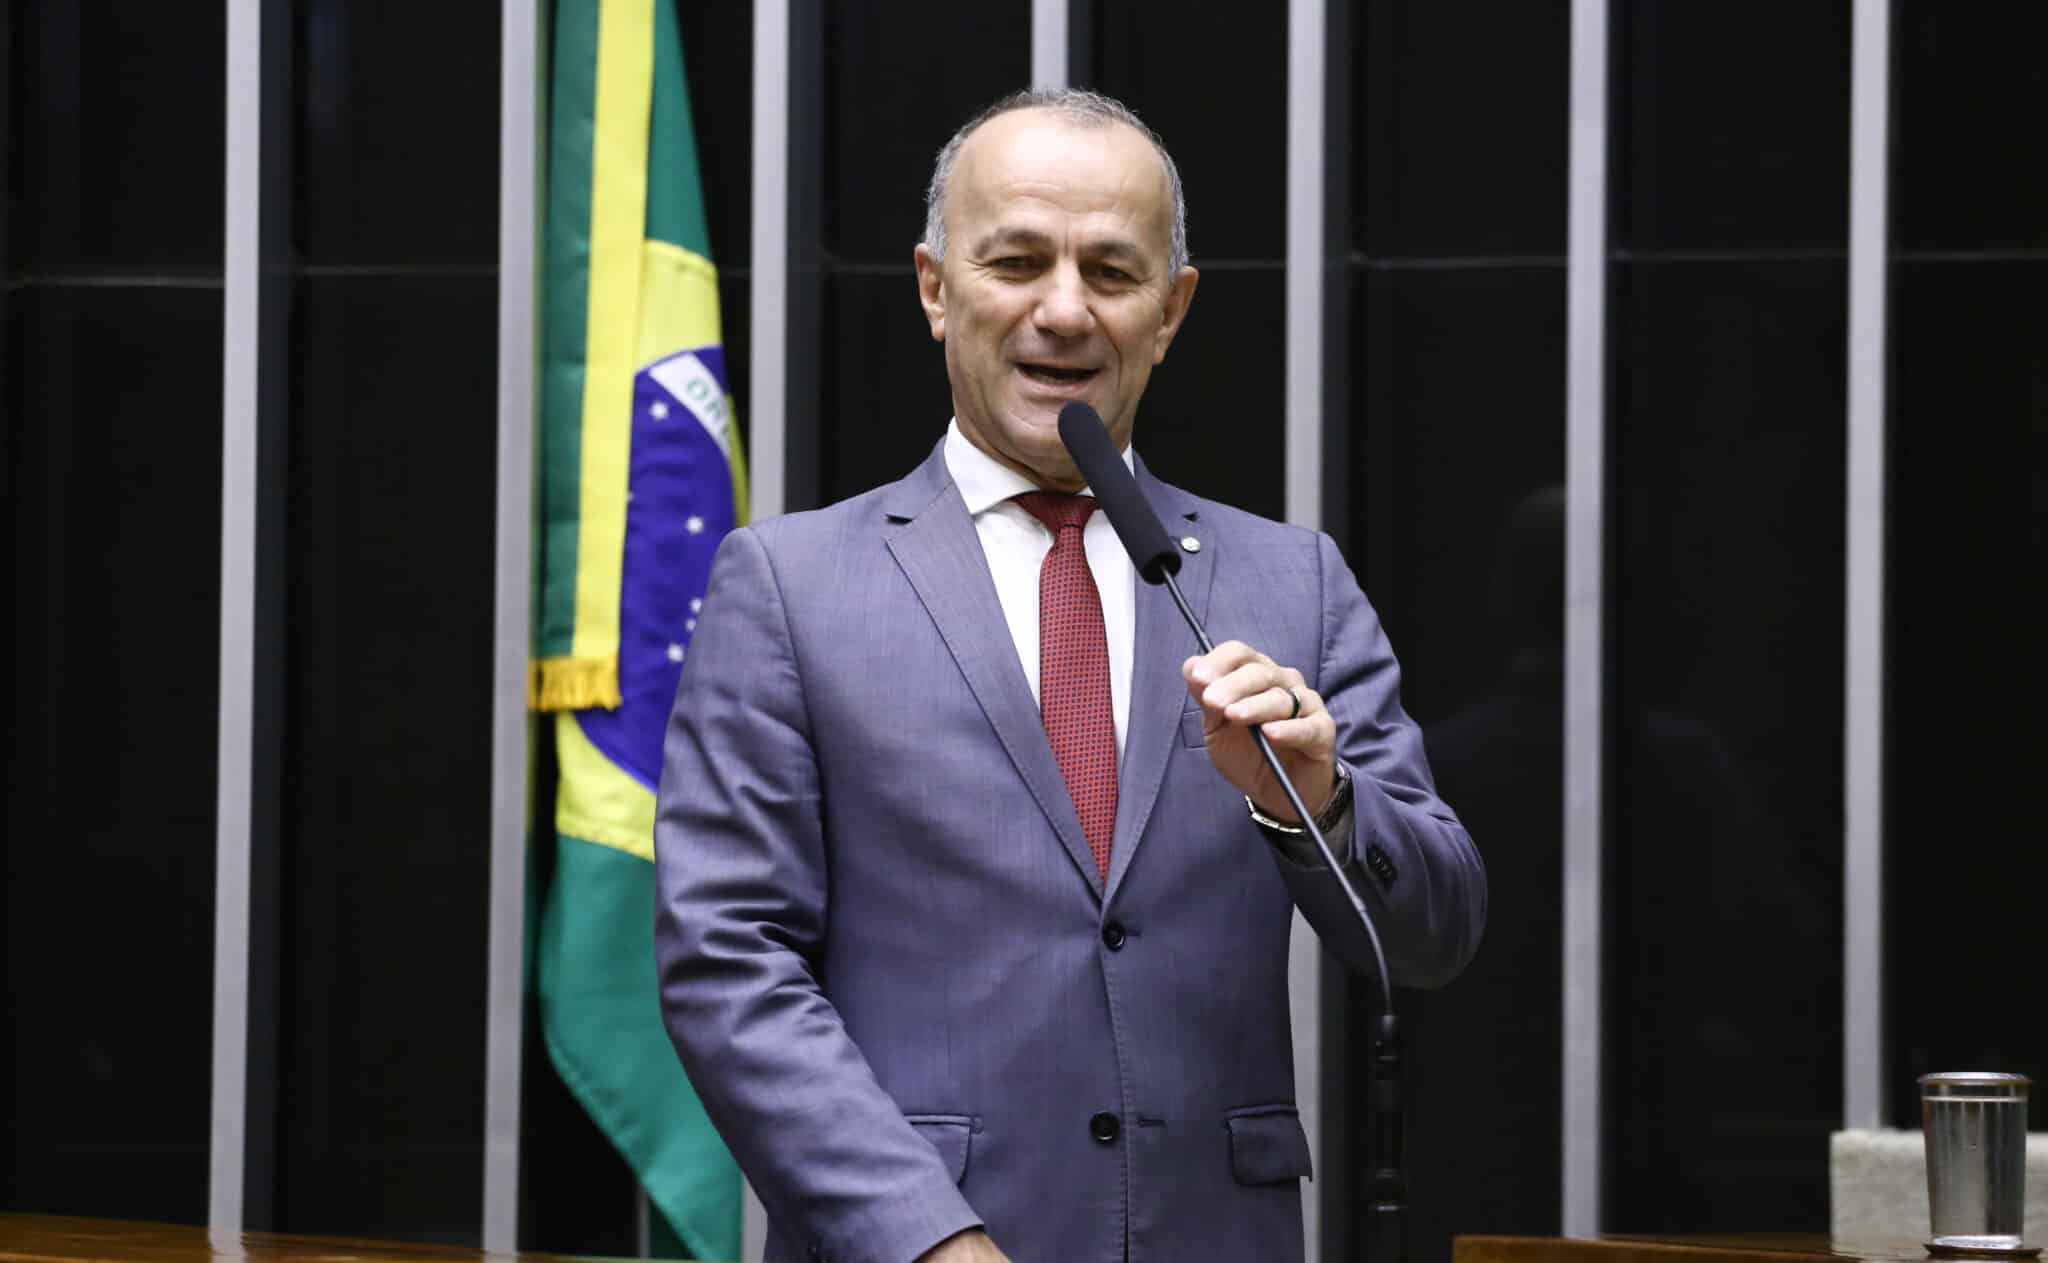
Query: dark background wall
4 2 2043 1260
271 0 502 1240
2 0 225 1226
1883 3 2047 1130
1328 2 1571 1254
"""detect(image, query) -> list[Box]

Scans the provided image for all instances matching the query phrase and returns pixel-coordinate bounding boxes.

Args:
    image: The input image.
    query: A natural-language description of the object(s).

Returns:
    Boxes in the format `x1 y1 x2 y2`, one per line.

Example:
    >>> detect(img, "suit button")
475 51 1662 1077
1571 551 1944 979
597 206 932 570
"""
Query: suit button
1101 921 1126 950
1089 1112 1120 1144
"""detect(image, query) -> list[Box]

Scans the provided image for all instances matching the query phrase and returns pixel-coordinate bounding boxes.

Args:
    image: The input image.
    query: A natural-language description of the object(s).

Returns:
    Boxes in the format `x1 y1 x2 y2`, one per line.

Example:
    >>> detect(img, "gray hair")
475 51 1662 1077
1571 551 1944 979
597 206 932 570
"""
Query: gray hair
922 88 1190 280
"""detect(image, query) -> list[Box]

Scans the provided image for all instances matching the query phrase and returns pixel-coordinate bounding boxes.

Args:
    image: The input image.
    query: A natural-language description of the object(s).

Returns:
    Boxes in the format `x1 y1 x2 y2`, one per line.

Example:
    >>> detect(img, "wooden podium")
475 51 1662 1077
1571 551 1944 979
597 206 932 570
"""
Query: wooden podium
1458 1234 1939 1263
0 1214 631 1263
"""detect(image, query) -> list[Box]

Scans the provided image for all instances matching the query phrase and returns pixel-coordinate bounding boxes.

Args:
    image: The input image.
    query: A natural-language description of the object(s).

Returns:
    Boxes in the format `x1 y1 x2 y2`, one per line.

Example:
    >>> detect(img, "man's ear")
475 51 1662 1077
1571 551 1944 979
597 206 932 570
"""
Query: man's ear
913 243 946 342
1151 265 1199 364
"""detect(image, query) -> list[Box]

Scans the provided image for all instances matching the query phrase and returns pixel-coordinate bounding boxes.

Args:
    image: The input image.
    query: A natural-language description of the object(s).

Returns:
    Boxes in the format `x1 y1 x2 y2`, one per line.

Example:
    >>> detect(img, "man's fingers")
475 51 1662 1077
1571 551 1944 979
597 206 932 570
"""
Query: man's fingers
1235 685 1323 728
1182 640 1265 689
1253 715 1327 749
1209 670 1311 719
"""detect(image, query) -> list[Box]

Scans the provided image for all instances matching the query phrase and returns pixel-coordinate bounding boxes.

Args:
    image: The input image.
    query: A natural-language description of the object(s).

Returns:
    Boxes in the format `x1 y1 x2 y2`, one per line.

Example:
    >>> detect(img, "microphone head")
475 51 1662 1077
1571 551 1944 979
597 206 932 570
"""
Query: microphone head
1057 402 1182 583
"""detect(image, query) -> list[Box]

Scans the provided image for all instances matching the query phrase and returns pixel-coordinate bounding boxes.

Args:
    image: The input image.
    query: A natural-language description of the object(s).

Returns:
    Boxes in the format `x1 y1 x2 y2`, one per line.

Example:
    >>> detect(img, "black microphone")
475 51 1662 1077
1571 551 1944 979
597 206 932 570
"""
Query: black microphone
1057 400 1408 1263
1057 404 1181 583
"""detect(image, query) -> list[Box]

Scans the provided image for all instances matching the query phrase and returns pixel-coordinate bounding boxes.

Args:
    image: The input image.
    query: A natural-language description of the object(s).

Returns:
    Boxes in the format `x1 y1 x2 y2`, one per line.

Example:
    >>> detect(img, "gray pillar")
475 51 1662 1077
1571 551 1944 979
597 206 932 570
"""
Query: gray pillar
212 0 290 1233
1285 0 1328 1257
1843 0 1892 1134
1562 0 1610 1237
481 0 543 1249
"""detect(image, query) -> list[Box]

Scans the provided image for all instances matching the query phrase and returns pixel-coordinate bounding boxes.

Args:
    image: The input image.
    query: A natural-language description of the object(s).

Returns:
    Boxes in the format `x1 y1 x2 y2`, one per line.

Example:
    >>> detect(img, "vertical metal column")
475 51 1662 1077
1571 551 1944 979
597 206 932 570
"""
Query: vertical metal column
212 0 288 1233
210 0 262 1228
738 8 791 1254
1031 0 1067 90
1843 0 1892 1133
1562 0 1610 1238
481 0 542 1249
1285 0 1327 1257
749 0 789 526
1285 0 1325 537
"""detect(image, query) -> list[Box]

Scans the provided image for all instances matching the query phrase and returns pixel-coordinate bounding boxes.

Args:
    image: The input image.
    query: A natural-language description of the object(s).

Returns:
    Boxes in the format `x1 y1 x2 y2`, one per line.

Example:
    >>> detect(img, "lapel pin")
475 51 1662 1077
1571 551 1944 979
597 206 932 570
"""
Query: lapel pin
1179 535 1201 554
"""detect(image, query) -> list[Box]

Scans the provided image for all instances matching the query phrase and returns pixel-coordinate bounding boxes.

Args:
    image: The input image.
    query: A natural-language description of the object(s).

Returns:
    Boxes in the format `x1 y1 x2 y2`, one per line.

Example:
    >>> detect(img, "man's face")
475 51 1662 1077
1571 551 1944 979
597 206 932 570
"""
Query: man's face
914 108 1200 491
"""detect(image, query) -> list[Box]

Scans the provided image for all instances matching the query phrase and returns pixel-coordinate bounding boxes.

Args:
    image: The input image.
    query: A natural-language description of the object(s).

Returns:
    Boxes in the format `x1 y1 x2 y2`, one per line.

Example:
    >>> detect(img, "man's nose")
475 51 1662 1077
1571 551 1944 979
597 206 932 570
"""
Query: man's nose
1033 263 1094 337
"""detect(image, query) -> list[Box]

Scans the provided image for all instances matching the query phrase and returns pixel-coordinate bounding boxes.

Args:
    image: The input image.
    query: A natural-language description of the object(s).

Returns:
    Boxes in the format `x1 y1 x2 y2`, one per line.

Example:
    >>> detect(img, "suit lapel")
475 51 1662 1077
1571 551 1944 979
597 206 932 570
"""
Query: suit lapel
1105 464 1214 903
882 447 1106 899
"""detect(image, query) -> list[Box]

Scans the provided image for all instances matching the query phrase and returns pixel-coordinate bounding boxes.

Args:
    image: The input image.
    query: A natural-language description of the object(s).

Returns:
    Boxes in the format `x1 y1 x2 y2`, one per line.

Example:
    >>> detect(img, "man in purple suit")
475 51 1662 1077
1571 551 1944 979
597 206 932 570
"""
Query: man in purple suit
655 89 1486 1263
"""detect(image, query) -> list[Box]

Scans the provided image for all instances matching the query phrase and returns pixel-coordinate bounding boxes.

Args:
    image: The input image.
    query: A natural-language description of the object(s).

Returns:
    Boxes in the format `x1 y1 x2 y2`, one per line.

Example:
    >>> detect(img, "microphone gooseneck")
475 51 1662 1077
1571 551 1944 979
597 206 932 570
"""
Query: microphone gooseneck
1054 404 1392 1004
1056 401 1407 1263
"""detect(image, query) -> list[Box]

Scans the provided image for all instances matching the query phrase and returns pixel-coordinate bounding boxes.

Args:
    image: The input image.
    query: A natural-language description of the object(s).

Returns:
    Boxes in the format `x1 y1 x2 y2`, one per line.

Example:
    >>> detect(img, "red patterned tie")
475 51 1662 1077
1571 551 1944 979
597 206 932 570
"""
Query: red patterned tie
1015 492 1117 880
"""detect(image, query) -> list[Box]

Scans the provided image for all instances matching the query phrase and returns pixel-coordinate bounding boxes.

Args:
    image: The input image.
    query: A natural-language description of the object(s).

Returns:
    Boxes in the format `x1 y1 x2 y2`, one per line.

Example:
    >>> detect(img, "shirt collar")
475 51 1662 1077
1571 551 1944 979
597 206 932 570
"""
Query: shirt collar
943 417 1136 517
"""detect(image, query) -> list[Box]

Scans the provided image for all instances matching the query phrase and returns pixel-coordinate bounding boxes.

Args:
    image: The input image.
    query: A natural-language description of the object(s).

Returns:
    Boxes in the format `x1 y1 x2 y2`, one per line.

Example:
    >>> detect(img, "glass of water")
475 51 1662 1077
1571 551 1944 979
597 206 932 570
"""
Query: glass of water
1921 1071 2033 1255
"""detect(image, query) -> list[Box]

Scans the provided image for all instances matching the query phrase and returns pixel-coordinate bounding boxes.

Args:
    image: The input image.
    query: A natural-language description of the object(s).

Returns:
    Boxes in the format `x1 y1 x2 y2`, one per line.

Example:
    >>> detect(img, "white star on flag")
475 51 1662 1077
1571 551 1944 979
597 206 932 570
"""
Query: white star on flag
666 643 686 663
685 516 704 534
649 400 669 420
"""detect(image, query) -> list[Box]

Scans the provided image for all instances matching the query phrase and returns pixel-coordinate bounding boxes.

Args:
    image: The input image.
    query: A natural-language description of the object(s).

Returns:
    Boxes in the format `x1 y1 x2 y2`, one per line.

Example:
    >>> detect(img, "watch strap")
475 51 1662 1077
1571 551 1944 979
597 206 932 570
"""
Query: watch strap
1245 762 1353 837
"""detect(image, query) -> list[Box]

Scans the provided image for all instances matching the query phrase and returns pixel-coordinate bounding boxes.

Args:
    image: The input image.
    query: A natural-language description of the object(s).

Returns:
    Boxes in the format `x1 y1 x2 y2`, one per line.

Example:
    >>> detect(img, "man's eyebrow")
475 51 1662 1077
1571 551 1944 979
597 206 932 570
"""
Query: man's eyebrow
1082 237 1148 265
966 228 1152 264
968 227 1055 255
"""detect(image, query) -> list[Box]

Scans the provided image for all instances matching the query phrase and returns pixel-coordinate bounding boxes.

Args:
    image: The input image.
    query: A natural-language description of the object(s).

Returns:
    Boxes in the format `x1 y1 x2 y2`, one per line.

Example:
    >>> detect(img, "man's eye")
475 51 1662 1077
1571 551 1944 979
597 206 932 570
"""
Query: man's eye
989 256 1036 271
1095 266 1134 283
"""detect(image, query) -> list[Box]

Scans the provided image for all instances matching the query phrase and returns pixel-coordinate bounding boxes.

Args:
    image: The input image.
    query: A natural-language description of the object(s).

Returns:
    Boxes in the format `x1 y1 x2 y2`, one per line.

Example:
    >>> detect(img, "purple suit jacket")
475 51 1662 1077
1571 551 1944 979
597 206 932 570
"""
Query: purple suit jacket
654 444 1486 1263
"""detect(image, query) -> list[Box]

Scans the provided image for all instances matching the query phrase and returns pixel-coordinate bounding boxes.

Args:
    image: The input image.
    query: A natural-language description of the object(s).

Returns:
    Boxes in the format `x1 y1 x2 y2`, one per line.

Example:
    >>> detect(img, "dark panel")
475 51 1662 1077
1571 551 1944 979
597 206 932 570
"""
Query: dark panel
1893 5 2048 252
819 269 955 504
680 0 754 269
294 1 499 265
275 273 497 1243
1354 0 1569 257
823 1 1031 263
1088 3 1287 264
1 283 222 1220
1611 1 1851 253
1343 265 1568 715
1604 260 1844 1231
1337 264 1567 1263
1121 264 1285 523
718 268 753 453
1885 259 2047 1121
9 1 225 270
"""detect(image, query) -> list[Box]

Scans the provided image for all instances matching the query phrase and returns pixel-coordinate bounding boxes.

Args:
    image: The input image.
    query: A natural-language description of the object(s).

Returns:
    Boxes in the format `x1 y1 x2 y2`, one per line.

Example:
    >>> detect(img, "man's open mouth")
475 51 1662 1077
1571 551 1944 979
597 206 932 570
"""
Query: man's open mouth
1018 362 1099 385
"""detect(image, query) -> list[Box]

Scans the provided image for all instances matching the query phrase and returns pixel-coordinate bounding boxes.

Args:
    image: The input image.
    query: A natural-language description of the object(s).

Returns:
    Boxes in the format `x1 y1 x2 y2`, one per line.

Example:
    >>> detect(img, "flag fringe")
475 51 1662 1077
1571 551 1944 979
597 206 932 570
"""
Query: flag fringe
530 656 624 711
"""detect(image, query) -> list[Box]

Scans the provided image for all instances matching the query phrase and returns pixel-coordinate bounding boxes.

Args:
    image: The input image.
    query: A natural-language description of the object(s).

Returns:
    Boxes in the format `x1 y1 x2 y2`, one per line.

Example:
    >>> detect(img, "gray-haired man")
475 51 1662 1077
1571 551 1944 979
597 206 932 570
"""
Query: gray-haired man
655 89 1485 1263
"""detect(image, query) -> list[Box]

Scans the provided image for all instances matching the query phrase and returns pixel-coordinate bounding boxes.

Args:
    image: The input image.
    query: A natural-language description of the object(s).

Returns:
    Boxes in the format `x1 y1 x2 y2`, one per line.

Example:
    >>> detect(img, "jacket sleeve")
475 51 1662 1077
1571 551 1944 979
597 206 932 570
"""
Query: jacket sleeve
653 527 982 1263
1269 531 1488 989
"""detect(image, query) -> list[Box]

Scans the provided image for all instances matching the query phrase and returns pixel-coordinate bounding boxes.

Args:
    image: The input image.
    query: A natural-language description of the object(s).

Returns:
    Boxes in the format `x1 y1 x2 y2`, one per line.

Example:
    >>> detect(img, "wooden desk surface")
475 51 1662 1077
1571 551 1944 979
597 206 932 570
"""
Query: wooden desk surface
1 1218 1950 1263
0 1215 634 1263
1458 1233 1948 1263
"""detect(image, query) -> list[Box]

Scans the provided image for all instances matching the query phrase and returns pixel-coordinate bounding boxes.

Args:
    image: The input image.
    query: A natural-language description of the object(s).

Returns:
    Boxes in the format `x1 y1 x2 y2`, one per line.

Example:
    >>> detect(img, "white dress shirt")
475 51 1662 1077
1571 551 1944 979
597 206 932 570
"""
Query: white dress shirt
943 419 1136 755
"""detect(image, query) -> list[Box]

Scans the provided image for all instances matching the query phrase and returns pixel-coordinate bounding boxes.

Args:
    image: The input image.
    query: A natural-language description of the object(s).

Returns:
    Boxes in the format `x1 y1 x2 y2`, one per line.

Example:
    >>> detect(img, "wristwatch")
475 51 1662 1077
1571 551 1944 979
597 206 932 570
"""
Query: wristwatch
1245 762 1353 838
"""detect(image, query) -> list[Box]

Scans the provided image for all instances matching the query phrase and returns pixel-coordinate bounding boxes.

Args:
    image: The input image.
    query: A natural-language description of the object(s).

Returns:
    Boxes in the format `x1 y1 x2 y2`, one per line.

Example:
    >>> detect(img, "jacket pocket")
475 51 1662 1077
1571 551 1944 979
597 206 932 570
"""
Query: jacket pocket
1223 1104 1313 1185
905 1114 976 1184
1180 706 1209 750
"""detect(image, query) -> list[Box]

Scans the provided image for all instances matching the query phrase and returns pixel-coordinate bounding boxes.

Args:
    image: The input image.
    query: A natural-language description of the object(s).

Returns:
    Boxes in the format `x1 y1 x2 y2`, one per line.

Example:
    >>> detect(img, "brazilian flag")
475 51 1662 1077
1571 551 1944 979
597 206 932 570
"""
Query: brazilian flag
532 0 744 1257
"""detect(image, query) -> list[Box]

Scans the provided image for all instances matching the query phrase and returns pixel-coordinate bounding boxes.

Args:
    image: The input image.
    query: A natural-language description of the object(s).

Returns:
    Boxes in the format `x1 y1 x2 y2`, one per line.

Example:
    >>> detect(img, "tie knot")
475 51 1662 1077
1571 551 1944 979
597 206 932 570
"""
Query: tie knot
1014 490 1097 533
